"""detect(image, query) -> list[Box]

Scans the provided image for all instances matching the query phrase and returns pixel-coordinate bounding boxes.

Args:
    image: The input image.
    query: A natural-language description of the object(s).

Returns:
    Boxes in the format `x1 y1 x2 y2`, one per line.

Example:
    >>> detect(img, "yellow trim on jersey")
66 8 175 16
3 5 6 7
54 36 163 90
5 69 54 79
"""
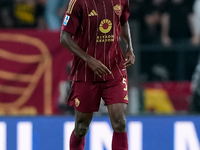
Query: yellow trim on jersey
67 0 77 14
66 0 73 14
70 0 77 14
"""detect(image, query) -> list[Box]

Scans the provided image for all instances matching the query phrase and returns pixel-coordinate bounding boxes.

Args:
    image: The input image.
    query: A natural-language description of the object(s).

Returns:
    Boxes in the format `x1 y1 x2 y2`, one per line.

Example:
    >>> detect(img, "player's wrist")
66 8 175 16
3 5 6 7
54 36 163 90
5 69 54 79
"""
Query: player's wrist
127 45 133 52
84 55 94 63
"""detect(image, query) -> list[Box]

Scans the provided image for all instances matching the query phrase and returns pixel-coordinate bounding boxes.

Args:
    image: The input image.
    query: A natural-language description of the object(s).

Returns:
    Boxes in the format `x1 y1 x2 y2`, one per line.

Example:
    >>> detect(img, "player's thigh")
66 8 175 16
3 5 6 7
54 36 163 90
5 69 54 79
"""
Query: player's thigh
107 103 127 131
107 103 127 123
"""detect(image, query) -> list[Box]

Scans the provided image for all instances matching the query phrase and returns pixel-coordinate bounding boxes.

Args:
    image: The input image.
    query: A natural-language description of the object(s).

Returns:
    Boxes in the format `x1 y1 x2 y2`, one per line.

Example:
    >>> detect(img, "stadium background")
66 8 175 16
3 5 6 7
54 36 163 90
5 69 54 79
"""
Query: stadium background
0 0 200 149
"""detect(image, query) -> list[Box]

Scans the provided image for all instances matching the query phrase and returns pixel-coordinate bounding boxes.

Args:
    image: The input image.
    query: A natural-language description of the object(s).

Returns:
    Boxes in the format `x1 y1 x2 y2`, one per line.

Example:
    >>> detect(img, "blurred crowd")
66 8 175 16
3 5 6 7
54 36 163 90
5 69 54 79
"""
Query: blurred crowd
0 0 200 46
130 0 200 46
0 0 68 30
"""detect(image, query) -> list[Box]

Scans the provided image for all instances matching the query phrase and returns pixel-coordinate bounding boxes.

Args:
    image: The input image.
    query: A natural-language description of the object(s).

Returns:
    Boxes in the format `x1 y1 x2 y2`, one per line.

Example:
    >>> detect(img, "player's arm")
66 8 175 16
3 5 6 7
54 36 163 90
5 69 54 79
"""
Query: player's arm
120 21 135 67
60 31 111 77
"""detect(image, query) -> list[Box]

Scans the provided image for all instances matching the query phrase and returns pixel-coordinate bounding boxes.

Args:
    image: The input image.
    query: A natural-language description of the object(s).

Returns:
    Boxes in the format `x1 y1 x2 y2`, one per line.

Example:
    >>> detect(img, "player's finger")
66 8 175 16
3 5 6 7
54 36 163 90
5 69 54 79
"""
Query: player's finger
98 68 107 75
124 57 130 65
97 68 105 75
102 65 112 74
125 59 132 67
125 63 131 68
99 65 111 75
124 59 130 65
95 71 102 78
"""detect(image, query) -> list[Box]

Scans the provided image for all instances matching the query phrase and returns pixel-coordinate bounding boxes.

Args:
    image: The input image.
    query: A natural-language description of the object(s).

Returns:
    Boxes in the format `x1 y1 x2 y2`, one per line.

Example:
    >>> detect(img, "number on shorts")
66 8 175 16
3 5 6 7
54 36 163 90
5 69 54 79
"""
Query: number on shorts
123 78 127 91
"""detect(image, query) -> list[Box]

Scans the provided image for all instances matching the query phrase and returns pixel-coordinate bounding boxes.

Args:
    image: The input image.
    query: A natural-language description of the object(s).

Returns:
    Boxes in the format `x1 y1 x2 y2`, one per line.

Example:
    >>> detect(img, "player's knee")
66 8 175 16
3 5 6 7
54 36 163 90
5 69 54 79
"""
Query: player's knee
112 118 126 132
75 123 89 138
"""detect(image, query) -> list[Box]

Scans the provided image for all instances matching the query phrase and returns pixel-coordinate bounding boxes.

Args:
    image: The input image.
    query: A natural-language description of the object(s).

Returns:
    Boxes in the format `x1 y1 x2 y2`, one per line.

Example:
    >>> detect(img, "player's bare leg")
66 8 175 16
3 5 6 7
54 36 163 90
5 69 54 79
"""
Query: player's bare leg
70 110 93 150
107 103 128 150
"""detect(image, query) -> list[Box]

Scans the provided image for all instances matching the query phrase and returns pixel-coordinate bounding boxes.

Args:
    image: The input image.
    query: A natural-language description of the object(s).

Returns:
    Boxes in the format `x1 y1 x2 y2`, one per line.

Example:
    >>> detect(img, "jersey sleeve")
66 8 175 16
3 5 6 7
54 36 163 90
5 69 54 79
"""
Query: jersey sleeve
61 0 82 35
120 0 130 25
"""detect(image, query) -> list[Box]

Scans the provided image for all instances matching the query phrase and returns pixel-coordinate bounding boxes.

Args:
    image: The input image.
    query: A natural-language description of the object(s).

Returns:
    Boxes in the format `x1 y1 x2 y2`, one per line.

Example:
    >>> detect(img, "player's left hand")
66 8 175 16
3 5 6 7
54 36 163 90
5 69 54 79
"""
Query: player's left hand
124 49 135 68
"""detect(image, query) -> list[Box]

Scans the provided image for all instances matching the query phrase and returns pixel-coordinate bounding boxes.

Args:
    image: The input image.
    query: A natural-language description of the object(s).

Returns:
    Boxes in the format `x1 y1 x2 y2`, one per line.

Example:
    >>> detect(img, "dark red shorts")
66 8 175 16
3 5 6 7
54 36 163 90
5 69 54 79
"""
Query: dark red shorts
67 76 129 113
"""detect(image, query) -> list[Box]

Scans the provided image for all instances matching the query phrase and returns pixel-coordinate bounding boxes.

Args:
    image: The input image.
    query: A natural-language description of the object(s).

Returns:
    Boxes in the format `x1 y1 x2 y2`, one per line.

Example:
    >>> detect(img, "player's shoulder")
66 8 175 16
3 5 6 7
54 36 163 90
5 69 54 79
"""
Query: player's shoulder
68 0 84 7
67 0 83 14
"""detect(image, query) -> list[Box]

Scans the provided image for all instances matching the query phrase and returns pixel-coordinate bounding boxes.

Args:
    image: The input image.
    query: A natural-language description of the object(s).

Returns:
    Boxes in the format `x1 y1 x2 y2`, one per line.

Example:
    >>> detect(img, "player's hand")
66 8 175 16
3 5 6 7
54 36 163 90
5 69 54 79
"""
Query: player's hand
124 49 135 68
87 57 111 77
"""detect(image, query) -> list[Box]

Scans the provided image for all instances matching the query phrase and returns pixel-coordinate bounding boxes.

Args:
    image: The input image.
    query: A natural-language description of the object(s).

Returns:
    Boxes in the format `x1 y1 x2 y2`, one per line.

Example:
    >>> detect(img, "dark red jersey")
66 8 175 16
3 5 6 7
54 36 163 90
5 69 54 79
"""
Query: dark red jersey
61 0 130 81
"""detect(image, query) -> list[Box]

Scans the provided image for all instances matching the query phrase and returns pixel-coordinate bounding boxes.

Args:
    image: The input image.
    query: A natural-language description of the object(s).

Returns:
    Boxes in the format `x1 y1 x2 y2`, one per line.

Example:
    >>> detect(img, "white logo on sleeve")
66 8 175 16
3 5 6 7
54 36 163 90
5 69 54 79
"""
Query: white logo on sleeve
63 15 70 26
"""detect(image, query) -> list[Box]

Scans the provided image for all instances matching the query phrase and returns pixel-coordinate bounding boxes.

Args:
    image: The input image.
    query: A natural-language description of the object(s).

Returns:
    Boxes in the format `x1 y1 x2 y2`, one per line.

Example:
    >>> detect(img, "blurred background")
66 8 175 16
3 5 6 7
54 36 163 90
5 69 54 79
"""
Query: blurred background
0 0 200 149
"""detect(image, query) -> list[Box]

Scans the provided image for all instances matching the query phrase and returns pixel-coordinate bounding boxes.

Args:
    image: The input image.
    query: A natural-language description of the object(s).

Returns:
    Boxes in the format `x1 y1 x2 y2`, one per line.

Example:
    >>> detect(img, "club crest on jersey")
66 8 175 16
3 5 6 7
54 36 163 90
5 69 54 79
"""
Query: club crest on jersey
113 5 122 16
63 15 70 26
75 98 80 107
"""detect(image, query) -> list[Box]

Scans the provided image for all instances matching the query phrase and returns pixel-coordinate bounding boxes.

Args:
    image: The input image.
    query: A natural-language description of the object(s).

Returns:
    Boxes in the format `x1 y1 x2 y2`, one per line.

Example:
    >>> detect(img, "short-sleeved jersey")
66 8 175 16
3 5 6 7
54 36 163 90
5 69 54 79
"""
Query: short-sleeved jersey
61 0 130 81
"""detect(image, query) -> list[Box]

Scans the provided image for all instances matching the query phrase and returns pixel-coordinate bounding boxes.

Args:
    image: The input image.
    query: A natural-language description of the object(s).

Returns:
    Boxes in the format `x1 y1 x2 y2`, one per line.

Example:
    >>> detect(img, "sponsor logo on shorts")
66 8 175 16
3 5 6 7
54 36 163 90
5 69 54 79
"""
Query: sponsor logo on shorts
124 94 128 101
63 15 70 26
75 98 80 107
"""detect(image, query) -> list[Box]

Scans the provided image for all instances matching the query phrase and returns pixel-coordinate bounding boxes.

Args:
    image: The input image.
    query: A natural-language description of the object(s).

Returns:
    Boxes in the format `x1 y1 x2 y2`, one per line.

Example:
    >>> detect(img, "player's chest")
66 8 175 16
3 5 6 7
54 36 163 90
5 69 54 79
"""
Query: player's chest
82 0 124 19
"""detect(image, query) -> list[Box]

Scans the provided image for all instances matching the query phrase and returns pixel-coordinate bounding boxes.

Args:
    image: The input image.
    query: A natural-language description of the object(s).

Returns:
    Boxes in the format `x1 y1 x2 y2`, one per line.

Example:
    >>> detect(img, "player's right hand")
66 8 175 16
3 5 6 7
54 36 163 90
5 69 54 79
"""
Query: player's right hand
86 57 111 77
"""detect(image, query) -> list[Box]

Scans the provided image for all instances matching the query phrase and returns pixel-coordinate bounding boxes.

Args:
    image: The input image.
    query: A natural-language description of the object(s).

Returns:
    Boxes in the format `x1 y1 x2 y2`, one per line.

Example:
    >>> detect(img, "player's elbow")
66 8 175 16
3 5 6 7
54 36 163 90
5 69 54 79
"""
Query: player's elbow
60 31 72 48
60 31 65 46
